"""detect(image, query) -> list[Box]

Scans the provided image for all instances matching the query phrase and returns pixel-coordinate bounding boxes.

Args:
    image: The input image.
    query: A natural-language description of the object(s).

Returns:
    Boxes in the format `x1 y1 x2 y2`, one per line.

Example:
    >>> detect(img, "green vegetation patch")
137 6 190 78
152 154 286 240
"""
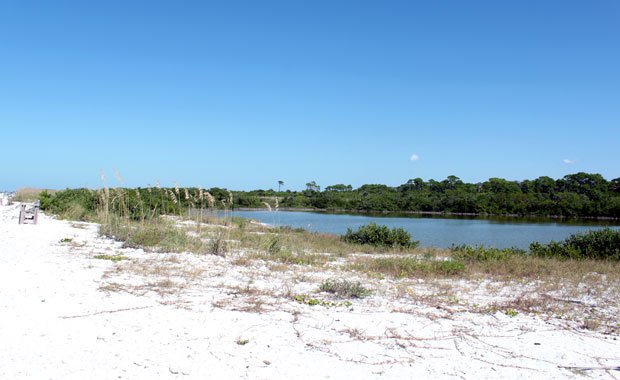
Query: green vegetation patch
293 295 352 307
342 223 419 248
451 245 524 262
357 256 465 277
94 254 126 262
319 279 372 298
100 219 206 254
529 227 620 260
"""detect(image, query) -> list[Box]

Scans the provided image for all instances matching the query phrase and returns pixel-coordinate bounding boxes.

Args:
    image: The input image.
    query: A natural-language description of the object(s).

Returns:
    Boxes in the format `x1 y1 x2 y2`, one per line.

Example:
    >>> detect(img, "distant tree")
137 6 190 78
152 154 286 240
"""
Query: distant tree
442 175 463 191
358 184 391 193
561 172 608 200
278 180 284 192
427 179 442 193
610 178 620 193
534 176 556 194
481 178 522 194
325 184 352 192
306 181 320 192
409 178 426 192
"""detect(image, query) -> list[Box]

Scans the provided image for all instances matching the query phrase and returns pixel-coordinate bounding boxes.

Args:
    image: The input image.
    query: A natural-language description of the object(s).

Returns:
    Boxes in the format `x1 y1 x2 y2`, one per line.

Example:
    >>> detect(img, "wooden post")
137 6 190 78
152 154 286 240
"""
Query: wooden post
33 200 40 224
19 204 26 224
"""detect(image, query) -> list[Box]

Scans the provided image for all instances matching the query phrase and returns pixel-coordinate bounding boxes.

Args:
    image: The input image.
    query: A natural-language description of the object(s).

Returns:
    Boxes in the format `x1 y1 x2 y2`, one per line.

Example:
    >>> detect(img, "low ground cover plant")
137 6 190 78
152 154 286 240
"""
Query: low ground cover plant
94 254 125 262
319 279 372 298
342 223 419 248
451 244 524 262
529 227 620 260
293 295 352 307
100 217 206 254
356 256 465 277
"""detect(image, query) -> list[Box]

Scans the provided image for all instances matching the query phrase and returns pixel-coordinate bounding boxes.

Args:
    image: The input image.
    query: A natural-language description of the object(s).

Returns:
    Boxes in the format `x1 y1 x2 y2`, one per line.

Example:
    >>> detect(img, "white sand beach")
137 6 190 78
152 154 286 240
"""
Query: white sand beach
1 203 618 379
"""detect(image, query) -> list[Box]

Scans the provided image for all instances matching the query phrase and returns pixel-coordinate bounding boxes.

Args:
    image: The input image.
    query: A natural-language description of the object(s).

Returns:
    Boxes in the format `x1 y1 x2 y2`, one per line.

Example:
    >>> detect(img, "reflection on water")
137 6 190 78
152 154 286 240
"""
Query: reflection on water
226 210 620 250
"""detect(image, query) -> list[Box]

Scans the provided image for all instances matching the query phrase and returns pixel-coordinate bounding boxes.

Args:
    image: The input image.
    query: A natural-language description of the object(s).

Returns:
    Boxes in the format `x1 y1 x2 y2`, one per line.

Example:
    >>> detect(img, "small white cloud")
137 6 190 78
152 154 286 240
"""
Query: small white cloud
410 154 420 161
563 159 576 164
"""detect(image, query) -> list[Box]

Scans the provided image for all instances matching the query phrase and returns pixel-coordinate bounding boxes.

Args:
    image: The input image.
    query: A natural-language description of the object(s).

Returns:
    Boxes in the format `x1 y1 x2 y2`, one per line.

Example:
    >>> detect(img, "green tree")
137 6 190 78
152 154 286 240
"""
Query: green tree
305 181 320 192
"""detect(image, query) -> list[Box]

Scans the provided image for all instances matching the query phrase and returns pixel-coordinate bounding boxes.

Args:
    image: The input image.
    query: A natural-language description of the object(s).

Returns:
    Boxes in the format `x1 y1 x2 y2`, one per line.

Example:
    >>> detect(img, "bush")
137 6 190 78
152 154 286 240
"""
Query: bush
208 231 227 257
342 223 419 248
432 260 466 275
39 189 98 220
267 236 282 254
529 227 620 260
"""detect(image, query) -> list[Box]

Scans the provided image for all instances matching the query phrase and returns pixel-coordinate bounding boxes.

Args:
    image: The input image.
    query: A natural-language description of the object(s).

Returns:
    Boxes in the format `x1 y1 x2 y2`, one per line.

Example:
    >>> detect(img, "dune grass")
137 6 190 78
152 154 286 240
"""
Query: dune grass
38 174 620 330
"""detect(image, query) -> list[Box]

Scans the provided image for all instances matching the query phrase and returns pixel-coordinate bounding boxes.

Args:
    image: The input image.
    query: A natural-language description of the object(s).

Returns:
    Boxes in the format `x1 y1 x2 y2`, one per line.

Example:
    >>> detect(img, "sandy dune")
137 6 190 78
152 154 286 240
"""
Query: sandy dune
0 203 618 379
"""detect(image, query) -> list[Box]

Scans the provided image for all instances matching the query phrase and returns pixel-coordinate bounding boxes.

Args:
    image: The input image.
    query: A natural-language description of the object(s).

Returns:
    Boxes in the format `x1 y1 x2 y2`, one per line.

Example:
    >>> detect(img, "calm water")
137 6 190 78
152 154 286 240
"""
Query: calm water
229 210 620 249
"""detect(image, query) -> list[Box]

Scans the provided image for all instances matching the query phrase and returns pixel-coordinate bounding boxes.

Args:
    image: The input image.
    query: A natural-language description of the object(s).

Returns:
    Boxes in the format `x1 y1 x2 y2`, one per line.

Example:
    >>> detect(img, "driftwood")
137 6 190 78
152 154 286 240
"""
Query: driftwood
19 200 39 225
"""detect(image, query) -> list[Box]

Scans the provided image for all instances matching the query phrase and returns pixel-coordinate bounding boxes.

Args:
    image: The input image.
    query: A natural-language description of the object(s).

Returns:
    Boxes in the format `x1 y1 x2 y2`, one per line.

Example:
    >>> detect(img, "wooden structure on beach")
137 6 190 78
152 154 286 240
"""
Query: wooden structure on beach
19 200 39 224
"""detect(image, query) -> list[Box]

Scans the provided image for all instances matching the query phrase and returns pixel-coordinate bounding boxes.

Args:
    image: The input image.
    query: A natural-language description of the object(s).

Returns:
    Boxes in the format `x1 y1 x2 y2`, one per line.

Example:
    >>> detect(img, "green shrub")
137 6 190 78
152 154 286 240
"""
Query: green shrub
267 236 282 254
451 244 524 262
208 231 227 257
529 227 620 260
319 279 372 298
432 260 466 275
39 189 98 221
342 223 419 248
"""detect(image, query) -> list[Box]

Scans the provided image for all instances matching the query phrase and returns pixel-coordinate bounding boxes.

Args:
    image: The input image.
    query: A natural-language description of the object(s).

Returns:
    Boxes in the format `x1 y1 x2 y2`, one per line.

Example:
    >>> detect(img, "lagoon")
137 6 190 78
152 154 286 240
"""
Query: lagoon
230 210 620 250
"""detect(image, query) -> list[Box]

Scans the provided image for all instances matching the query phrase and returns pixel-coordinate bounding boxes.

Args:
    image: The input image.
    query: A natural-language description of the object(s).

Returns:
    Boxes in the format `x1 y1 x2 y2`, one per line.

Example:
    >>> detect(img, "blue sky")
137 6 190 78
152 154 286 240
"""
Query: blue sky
1 1 618 191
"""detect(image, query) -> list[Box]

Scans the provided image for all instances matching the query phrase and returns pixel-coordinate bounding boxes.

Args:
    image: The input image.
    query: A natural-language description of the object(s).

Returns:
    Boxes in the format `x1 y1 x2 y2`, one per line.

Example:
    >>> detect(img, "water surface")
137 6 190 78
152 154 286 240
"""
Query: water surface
229 210 620 249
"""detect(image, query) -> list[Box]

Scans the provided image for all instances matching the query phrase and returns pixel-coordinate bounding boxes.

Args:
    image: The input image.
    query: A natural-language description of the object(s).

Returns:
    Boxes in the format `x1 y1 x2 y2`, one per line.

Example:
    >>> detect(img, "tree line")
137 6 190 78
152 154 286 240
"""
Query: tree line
237 173 620 218
37 172 620 219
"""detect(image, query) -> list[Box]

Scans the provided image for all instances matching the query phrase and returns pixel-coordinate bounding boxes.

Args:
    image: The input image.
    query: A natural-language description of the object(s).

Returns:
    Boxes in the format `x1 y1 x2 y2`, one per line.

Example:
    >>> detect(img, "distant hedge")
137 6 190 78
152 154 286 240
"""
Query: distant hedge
529 227 620 260
342 223 419 248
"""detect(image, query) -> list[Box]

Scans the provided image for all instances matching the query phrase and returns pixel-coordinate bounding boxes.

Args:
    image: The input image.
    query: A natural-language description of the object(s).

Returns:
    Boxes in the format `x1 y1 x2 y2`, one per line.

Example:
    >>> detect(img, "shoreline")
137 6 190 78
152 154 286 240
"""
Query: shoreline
233 207 620 221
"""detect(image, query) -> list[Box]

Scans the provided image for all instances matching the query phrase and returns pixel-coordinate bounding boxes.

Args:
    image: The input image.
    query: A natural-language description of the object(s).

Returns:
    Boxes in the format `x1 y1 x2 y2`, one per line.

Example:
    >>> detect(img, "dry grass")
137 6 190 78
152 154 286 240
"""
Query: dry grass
13 187 57 202
248 249 329 266
463 254 620 281
85 185 620 332
352 256 466 278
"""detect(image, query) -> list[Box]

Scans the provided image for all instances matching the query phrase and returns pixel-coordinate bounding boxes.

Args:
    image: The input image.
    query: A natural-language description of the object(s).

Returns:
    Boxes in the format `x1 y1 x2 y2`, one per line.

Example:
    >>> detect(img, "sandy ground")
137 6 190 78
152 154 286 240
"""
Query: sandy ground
1 203 619 379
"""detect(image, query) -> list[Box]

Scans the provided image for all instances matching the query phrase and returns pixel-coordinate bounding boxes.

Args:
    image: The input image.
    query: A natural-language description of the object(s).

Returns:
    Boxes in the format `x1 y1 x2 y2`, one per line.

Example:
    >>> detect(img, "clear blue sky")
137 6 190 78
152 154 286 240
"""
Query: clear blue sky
1 1 618 191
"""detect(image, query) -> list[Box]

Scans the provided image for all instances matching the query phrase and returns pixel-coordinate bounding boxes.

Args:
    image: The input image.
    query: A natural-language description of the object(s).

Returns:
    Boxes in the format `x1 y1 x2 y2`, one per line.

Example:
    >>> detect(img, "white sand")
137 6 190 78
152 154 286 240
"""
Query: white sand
1 203 618 379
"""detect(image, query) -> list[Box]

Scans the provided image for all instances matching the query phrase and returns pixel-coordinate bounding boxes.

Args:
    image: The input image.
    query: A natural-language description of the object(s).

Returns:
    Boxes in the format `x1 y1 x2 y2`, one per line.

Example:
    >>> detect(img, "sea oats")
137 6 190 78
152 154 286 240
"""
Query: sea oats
114 169 124 185
100 170 110 198
205 192 215 208
262 202 272 212
168 189 177 204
